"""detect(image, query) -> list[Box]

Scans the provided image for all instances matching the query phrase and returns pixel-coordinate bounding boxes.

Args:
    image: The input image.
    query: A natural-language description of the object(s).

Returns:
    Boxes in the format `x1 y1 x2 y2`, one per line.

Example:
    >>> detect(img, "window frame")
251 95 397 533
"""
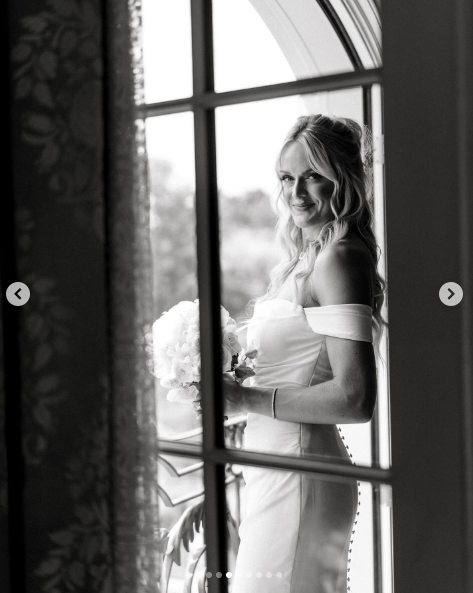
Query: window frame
148 1 390 591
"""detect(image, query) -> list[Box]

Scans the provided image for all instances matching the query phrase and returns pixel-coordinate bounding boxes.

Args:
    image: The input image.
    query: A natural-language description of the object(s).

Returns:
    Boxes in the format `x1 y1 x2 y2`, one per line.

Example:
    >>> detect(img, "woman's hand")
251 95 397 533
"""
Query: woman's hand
191 375 248 418
223 373 247 416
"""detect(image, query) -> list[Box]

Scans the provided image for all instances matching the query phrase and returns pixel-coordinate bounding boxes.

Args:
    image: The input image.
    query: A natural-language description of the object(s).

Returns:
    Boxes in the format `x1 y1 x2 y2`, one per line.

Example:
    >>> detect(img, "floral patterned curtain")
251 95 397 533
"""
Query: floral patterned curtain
3 0 159 591
104 0 160 590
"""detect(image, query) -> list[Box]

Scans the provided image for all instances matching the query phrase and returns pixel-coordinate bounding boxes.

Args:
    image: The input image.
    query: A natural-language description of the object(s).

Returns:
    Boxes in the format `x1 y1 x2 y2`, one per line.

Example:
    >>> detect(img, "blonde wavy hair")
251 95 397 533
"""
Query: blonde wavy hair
257 114 387 349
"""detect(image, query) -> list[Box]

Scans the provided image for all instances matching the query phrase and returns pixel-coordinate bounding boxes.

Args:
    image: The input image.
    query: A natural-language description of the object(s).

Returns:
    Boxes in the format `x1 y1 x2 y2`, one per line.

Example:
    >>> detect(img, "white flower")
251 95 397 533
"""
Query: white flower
151 299 249 408
220 307 230 327
153 301 198 350
226 331 242 355
167 385 200 403
222 345 233 370
161 376 180 389
185 324 200 348
171 358 195 384
225 316 237 333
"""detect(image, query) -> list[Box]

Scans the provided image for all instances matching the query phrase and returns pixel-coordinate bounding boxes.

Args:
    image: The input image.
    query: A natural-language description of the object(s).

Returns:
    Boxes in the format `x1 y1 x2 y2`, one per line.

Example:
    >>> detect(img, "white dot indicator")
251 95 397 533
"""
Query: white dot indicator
206 572 212 579
256 572 262 578
276 572 283 578
226 572 232 578
266 572 272 578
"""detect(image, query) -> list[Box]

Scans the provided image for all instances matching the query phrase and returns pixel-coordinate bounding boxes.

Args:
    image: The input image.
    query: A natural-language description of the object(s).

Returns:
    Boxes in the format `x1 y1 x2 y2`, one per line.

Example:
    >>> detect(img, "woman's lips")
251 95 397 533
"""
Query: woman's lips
292 203 314 211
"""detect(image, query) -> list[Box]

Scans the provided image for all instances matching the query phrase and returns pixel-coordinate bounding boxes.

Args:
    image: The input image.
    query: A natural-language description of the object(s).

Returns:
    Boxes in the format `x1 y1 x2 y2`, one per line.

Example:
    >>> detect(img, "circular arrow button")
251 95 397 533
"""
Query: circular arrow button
439 282 463 306
6 282 31 306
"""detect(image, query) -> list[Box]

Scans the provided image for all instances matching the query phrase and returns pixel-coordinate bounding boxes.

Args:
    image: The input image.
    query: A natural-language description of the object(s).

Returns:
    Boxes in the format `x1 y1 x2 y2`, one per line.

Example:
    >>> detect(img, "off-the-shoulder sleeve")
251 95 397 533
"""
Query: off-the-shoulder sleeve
304 304 373 342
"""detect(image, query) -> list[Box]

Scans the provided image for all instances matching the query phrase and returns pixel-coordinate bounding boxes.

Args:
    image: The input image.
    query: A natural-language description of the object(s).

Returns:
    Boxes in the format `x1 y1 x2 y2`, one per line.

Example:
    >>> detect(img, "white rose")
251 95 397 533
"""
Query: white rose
188 347 200 359
172 359 195 384
185 325 200 346
222 345 233 370
174 300 199 318
225 317 237 333
153 312 183 348
153 301 198 350
186 336 200 352
191 361 201 382
220 306 230 328
167 384 200 403
161 375 180 389
178 342 190 356
226 331 242 355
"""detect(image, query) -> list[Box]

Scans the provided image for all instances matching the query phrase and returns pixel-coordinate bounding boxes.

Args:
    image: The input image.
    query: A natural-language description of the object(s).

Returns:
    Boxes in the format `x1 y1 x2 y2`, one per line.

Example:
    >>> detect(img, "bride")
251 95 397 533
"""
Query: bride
223 114 386 593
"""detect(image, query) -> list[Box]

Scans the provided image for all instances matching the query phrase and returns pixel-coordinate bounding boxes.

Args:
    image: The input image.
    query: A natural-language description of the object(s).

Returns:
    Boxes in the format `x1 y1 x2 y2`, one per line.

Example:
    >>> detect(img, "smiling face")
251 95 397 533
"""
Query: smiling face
279 141 335 241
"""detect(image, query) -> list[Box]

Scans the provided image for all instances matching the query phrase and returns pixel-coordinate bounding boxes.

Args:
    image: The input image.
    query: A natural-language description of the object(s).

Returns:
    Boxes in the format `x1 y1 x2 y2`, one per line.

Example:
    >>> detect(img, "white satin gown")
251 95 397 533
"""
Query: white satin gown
231 299 373 593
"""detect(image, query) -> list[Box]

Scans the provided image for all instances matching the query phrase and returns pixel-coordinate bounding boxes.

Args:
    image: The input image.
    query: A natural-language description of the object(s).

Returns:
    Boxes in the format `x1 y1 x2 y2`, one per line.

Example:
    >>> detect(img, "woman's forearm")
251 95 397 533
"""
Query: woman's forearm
242 380 374 424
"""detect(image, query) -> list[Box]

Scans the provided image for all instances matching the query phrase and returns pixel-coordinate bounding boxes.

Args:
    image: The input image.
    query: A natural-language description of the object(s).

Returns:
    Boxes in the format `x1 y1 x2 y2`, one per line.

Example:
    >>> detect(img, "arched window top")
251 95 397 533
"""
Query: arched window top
247 0 354 79
328 0 382 67
143 1 381 103
249 0 381 79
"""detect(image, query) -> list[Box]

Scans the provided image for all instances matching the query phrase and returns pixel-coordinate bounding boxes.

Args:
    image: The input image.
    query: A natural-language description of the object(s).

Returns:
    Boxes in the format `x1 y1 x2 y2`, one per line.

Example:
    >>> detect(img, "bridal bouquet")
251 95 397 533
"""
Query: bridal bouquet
151 299 257 415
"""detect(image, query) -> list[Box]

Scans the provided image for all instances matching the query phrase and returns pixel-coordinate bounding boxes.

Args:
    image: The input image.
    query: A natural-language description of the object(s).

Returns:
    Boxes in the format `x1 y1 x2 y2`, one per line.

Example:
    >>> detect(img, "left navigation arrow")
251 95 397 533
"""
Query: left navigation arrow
6 282 30 306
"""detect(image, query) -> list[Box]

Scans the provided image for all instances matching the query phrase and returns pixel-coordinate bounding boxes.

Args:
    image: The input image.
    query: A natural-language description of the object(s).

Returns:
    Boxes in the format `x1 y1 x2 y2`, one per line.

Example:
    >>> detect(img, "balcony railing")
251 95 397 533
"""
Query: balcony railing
158 414 247 593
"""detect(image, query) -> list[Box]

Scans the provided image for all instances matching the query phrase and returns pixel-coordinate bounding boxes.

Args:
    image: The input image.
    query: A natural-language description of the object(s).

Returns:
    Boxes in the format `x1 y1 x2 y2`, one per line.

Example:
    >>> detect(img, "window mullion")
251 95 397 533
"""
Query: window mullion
157 440 392 484
142 68 382 117
191 0 228 590
364 85 385 593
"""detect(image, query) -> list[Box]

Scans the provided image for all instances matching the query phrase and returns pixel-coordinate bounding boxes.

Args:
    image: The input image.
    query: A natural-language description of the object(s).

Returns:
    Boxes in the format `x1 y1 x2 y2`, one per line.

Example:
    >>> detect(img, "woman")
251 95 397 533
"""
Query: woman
224 114 386 593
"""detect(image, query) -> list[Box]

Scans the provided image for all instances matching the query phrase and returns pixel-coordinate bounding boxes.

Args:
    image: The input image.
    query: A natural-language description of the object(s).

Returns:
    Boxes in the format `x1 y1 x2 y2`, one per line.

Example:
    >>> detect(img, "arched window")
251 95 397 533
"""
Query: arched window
142 2 391 591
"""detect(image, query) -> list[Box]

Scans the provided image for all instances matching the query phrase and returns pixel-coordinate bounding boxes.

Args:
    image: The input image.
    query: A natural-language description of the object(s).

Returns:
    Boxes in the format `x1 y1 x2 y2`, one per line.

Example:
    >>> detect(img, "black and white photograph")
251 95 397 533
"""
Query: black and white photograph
1 1 472 593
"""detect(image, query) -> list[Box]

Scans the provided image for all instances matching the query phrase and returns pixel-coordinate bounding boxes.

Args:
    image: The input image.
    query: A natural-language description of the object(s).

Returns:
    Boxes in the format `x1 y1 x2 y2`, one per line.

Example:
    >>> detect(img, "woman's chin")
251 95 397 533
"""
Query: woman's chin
291 213 333 231
292 216 320 230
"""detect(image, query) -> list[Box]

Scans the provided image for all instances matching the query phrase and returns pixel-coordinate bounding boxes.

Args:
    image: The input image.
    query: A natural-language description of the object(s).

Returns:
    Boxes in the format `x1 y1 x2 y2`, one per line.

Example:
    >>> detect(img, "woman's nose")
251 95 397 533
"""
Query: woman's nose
293 179 306 198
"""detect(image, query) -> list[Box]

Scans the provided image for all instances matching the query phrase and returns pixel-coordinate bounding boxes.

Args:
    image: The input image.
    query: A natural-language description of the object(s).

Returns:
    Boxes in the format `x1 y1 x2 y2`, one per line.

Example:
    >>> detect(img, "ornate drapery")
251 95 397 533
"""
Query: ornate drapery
104 0 160 590
2 0 159 591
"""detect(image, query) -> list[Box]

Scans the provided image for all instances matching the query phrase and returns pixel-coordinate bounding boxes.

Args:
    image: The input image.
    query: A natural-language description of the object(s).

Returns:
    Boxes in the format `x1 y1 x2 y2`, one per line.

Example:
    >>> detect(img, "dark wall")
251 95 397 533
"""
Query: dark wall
384 0 473 591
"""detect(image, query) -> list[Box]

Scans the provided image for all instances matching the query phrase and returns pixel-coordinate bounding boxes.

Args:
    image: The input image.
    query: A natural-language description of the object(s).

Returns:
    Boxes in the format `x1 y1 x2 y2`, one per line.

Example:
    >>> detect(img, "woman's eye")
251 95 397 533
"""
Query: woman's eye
307 173 322 181
281 175 293 183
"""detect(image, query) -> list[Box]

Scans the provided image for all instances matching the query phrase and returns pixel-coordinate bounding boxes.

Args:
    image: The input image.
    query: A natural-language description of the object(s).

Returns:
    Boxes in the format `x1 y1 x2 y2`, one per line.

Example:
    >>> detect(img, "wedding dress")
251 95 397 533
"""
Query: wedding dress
231 299 373 593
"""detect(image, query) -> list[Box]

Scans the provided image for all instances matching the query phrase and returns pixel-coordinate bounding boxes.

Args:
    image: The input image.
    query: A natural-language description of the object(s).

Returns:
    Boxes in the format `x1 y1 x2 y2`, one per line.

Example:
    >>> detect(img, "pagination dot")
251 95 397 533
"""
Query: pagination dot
226 572 232 578
266 572 272 578
276 572 283 578
206 572 212 579
216 572 222 578
256 572 262 578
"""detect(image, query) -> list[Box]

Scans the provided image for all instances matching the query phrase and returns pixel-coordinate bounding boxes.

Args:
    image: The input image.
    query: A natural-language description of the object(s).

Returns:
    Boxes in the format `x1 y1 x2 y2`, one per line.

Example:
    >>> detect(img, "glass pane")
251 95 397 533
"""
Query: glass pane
216 90 380 468
330 0 382 68
213 0 354 93
142 0 193 103
157 454 206 591
147 113 202 442
224 463 381 593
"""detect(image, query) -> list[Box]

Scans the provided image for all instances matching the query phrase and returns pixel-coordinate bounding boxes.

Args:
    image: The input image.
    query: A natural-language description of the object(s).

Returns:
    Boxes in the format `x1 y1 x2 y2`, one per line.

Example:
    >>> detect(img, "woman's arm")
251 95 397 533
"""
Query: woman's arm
224 240 377 424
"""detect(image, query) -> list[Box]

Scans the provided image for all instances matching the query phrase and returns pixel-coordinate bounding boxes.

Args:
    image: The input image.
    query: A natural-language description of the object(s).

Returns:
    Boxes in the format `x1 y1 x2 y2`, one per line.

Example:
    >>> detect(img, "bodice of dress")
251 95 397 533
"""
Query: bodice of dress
243 299 373 460
246 298 372 388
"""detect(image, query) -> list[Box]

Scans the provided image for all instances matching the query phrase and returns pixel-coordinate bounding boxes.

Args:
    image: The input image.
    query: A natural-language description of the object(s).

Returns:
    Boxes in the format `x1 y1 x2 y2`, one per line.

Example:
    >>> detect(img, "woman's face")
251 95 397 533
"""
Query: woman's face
279 142 335 240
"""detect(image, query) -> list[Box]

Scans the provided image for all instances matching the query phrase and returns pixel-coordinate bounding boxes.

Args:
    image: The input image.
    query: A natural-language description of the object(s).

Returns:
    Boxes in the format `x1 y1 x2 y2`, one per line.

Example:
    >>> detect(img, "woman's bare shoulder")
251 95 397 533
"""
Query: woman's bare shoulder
311 235 374 306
